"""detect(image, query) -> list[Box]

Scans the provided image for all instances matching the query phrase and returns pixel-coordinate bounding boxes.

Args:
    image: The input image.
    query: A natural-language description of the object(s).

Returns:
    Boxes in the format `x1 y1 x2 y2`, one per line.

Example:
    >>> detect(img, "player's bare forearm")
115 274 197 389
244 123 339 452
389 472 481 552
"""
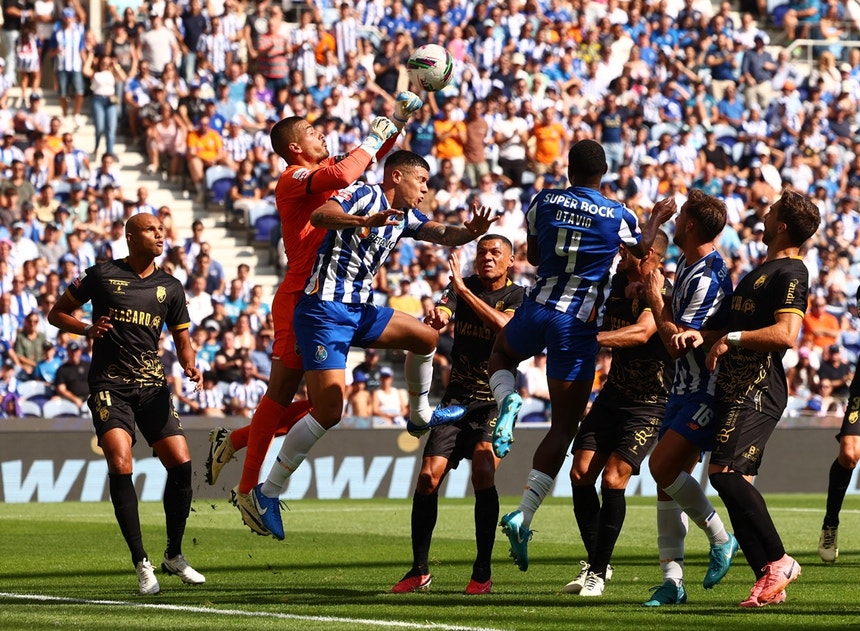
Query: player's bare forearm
48 293 90 337
311 202 402 229
598 312 656 348
457 288 514 333
417 223 480 246
173 328 202 390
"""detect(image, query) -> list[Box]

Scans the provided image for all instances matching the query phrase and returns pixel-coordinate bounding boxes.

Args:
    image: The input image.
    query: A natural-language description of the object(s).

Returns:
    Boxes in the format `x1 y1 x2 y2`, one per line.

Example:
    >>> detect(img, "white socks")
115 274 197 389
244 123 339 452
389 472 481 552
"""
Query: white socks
657 499 688 585
260 413 327 498
405 350 434 425
518 469 554 529
663 471 728 546
489 370 516 411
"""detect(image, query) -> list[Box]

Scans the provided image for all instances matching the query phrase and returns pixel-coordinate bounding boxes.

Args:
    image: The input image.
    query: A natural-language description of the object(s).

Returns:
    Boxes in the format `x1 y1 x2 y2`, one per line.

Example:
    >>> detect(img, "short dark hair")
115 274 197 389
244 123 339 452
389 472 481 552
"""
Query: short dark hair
777 190 820 245
384 150 430 174
478 233 513 253
684 189 727 242
567 139 607 180
270 116 305 160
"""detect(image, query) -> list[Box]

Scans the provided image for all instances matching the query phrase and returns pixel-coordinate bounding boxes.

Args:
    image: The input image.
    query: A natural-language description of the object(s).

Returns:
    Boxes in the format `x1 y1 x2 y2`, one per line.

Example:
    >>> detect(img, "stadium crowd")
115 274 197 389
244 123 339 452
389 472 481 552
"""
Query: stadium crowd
0 0 858 421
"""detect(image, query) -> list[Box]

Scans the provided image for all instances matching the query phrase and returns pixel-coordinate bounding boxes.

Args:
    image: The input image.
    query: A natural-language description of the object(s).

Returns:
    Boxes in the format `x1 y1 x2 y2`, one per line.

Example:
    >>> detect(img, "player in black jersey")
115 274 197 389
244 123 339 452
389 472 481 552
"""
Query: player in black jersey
687 190 819 607
565 230 672 597
818 286 860 564
48 213 204 596
390 235 524 596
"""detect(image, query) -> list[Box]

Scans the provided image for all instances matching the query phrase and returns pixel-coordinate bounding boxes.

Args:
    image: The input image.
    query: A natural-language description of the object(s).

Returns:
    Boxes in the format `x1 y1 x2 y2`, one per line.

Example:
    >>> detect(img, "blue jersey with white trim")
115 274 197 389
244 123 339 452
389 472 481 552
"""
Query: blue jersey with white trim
671 251 733 396
525 185 641 322
304 183 430 304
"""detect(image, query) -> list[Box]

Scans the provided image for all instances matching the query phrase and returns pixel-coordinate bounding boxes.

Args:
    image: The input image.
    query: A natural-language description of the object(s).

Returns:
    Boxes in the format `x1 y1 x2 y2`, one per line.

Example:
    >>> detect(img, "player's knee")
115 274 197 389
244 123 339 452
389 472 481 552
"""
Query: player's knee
416 470 440 494
600 469 631 490
569 463 594 486
838 449 860 470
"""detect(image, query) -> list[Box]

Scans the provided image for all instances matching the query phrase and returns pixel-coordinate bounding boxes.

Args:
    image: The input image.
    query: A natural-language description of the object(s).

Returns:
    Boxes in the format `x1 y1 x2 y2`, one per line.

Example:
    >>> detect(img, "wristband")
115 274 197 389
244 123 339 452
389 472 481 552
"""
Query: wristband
727 331 742 347
84 324 93 337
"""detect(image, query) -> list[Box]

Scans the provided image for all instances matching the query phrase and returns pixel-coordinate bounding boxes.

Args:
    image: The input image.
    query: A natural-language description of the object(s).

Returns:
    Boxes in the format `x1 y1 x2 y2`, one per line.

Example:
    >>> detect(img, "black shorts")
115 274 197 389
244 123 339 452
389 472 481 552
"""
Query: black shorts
423 398 496 469
571 394 664 475
837 381 860 441
89 385 184 447
710 405 778 476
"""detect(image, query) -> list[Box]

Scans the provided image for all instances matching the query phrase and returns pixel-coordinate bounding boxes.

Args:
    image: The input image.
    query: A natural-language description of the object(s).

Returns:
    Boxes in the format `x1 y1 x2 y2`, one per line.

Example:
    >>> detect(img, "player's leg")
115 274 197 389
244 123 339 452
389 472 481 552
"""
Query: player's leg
90 391 160 594
147 389 205 586
570 448 607 559
587 455 633 581
489 305 544 457
392 455 448 593
469 439 500 593
820 415 860 562
248 367 346 540
233 288 310 492
371 309 438 426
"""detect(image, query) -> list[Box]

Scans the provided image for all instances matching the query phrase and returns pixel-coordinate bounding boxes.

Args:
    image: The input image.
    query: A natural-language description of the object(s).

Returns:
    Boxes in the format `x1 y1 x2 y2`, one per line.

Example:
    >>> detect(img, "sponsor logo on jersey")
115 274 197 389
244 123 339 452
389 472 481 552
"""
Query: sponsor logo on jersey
108 279 130 294
292 168 311 182
156 286 167 303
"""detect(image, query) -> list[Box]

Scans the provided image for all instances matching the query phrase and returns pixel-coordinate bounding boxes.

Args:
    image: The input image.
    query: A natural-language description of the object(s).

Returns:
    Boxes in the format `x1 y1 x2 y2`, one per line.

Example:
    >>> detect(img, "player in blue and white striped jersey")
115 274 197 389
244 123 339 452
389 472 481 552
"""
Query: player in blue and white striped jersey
487 139 676 572
640 188 737 606
252 151 497 538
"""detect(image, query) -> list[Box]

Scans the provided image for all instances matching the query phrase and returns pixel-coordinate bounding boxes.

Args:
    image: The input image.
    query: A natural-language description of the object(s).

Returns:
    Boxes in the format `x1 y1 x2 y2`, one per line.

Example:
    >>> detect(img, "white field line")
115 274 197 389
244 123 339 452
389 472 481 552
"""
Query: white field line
0 592 506 631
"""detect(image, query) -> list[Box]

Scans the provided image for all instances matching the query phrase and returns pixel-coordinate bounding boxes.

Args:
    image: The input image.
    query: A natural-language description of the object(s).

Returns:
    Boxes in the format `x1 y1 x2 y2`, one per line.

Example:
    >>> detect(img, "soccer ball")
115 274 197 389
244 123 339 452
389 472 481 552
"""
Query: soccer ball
406 44 454 92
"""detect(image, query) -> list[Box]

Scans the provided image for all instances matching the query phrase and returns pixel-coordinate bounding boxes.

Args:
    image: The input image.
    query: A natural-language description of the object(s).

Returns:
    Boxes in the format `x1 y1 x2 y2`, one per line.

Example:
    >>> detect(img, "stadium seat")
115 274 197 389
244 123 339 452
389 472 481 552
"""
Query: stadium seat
17 380 49 400
770 3 789 28
42 398 83 418
252 214 280 245
18 399 42 417
207 177 234 210
52 179 71 203
204 165 235 190
711 124 738 139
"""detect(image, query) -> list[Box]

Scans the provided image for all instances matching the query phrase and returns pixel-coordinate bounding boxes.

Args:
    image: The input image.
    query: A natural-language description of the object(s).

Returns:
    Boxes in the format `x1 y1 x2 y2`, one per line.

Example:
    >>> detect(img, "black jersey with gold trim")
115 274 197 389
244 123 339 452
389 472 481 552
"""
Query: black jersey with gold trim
603 271 674 404
66 259 191 390
716 256 808 415
437 275 524 402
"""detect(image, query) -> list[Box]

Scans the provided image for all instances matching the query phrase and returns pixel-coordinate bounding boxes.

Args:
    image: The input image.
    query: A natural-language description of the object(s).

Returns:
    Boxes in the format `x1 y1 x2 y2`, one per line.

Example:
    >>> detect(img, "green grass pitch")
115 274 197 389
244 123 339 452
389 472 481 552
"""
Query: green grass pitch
1 494 858 630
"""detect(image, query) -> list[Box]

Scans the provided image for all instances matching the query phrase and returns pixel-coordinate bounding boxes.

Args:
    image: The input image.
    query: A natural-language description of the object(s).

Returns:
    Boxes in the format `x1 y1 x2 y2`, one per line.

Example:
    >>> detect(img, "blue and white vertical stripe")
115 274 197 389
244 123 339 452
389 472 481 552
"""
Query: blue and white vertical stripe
671 251 733 396
304 183 430 305
525 185 640 324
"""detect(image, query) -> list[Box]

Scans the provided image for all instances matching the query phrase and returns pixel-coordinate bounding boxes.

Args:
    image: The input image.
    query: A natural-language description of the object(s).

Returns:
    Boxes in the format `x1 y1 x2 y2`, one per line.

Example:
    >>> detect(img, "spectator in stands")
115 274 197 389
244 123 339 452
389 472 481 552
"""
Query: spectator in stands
84 53 126 158
249 328 273 380
13 310 44 378
228 157 261 217
186 114 226 201
8 271 38 325
187 370 225 416
783 0 823 41
372 365 407 426
232 313 256 351
805 295 843 353
34 340 61 385
51 5 87 129
54 132 90 183
52 340 89 413
434 100 467 179
185 274 213 327
214 329 245 384
191 251 225 297
353 348 382 393
347 370 373 417
0 358 19 417
819 343 854 399
494 99 529 187
228 360 267 418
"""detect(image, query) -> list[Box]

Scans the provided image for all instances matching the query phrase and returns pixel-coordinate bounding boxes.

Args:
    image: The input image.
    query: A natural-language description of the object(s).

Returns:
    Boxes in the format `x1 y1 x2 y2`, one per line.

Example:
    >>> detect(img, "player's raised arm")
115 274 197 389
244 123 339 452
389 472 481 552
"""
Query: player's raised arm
416 203 498 247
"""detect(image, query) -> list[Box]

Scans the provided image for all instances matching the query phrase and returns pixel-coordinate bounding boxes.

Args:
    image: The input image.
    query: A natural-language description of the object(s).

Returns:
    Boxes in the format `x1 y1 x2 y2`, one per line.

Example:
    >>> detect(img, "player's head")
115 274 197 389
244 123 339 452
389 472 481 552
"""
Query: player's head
619 228 668 275
271 116 328 164
474 234 514 282
567 140 607 186
126 213 164 258
385 151 430 209
674 189 726 247
767 189 820 247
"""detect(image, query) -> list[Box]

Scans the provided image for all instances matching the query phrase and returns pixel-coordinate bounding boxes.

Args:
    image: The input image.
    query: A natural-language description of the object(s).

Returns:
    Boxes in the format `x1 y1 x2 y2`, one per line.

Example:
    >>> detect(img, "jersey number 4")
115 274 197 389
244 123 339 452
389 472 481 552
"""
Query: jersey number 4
554 228 582 273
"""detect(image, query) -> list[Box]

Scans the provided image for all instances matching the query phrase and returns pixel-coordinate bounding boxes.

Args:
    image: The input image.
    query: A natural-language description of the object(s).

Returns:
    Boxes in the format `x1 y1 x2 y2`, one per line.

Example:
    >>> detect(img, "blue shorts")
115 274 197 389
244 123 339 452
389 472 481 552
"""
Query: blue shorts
293 294 393 371
57 70 84 97
660 390 719 452
504 299 598 381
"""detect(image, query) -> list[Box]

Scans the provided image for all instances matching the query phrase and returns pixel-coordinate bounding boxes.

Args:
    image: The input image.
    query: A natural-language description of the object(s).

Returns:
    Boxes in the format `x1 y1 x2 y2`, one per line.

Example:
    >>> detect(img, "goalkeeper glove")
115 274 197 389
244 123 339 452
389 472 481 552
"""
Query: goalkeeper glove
359 116 398 156
393 90 424 130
